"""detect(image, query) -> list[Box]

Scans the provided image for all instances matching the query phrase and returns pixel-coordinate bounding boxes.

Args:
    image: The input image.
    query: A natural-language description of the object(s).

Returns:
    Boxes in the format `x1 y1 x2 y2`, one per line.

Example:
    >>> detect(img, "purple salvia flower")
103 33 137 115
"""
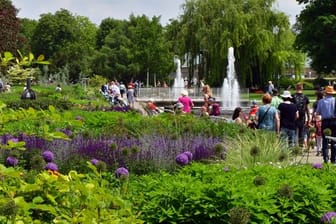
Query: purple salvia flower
62 129 72 137
176 153 189 166
6 157 18 167
45 162 58 171
321 211 336 223
9 138 19 143
183 151 193 161
115 167 129 178
42 150 54 162
90 159 99 166
312 163 323 169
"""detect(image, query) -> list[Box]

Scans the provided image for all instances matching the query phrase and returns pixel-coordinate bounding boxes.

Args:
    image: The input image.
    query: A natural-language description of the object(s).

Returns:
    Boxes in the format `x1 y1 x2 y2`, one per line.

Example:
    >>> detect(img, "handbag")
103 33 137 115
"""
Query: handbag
256 106 271 129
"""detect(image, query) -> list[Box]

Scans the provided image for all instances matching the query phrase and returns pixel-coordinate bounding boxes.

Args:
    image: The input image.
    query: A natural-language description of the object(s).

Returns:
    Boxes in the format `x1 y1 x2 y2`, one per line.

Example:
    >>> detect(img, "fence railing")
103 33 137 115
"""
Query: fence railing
136 87 250 101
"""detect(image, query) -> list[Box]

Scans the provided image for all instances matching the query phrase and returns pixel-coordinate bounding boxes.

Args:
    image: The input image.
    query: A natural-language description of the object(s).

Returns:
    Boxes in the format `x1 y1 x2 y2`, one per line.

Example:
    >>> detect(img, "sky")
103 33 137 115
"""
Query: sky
11 0 305 26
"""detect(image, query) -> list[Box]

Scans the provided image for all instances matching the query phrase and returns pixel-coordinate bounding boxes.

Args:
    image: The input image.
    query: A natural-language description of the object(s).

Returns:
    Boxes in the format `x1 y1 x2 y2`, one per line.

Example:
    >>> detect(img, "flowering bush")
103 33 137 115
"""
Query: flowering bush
6 156 18 167
183 151 193 161
321 211 336 223
176 153 189 166
115 167 129 179
90 159 99 166
312 163 323 169
45 162 58 171
42 150 54 162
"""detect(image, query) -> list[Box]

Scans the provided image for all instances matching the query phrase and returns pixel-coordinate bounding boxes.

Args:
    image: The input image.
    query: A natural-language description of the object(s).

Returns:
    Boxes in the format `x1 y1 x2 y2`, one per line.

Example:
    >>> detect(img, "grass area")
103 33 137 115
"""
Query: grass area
243 89 317 103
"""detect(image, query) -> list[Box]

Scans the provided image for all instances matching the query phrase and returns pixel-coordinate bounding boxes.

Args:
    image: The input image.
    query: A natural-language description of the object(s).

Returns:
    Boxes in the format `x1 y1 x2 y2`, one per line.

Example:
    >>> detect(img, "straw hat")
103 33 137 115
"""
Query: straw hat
181 89 188 96
280 90 292 98
324 86 336 94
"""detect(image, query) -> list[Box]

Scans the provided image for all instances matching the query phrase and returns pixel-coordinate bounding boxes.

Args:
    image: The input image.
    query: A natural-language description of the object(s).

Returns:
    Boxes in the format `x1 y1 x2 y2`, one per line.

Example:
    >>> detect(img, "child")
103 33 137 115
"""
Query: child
314 114 322 156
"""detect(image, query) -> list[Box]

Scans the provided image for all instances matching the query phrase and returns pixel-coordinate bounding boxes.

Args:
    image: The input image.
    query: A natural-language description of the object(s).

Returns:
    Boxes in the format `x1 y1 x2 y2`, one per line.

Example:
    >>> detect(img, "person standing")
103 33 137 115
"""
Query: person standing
270 88 282 109
291 83 310 147
278 90 299 147
267 81 274 94
178 89 194 113
316 86 336 163
256 93 280 134
126 84 135 108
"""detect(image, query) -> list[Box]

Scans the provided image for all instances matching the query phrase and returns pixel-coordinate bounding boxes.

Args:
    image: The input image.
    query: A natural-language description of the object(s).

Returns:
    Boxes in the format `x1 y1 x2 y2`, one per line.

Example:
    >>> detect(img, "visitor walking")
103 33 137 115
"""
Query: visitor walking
127 84 135 108
316 86 336 163
291 82 310 147
278 90 298 147
256 93 280 134
270 88 282 109
267 81 274 94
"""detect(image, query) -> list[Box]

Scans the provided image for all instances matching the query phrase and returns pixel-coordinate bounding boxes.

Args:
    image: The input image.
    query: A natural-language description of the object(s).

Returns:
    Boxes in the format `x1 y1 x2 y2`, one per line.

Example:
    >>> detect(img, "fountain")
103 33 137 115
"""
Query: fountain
221 47 240 109
172 56 185 99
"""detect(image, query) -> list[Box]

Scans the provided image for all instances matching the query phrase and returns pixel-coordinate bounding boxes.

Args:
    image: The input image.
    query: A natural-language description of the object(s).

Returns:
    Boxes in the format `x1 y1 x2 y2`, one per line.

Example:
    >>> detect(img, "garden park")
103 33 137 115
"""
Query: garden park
0 82 334 223
1 0 336 222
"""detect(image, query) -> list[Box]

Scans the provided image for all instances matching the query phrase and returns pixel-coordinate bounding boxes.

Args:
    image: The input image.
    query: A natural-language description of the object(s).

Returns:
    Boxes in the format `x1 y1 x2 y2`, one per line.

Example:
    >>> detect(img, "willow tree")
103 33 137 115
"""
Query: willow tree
174 0 302 88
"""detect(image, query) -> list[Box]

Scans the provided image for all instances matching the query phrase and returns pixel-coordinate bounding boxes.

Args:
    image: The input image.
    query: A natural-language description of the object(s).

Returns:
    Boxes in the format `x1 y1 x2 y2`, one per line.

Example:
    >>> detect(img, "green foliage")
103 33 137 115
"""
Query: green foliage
172 0 303 87
225 130 292 168
130 162 334 223
0 164 143 223
89 74 107 88
31 9 97 81
295 0 336 73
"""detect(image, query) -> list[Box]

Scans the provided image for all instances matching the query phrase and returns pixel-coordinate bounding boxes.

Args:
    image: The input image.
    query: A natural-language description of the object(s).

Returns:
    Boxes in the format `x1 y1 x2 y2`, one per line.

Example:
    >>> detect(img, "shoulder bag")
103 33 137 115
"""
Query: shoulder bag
257 106 271 129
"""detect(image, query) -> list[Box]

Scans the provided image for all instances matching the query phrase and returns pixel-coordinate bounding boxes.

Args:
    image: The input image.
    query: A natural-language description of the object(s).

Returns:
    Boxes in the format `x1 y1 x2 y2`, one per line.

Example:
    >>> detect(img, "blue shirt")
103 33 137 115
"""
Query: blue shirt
257 104 278 131
316 95 335 119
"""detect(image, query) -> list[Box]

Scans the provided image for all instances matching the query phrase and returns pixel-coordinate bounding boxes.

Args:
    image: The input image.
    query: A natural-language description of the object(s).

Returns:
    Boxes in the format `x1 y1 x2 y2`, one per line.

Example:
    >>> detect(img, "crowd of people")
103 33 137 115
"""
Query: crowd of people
233 81 336 164
100 80 142 108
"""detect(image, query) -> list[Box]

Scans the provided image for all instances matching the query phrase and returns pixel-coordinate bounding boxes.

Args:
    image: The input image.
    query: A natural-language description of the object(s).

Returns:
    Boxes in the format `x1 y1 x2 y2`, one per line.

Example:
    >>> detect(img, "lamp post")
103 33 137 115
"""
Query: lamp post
273 25 280 87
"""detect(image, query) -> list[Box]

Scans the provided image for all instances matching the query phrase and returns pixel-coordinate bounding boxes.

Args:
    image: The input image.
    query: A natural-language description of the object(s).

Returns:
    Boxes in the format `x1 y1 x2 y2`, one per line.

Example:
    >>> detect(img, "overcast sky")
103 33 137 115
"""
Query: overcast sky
11 0 305 26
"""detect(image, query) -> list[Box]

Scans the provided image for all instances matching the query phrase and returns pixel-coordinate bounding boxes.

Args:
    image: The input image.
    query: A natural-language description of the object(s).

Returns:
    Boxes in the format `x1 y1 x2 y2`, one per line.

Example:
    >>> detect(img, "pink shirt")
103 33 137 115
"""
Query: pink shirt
178 96 193 113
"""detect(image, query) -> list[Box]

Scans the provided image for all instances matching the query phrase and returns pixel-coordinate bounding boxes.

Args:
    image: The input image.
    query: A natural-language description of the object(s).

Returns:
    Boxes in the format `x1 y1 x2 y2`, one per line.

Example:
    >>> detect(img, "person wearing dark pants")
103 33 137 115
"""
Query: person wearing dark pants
292 83 310 147
316 86 336 163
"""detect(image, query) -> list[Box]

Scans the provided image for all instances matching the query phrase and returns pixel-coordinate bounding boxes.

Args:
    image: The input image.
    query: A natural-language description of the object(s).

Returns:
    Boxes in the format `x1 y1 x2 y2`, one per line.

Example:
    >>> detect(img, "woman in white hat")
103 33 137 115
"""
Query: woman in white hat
278 90 299 147
177 89 194 113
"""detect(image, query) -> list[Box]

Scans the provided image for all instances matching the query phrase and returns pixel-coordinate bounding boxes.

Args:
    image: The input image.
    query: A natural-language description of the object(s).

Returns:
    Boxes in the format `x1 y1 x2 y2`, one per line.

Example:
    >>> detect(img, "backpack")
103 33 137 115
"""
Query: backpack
292 94 307 120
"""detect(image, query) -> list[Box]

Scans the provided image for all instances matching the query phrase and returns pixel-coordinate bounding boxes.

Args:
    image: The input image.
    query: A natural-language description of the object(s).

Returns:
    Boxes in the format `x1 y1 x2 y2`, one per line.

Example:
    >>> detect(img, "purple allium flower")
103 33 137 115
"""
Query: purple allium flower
42 150 54 162
115 167 129 178
321 211 336 223
183 151 193 161
176 153 189 166
223 167 230 172
45 162 58 171
312 163 323 169
90 159 99 166
6 157 18 167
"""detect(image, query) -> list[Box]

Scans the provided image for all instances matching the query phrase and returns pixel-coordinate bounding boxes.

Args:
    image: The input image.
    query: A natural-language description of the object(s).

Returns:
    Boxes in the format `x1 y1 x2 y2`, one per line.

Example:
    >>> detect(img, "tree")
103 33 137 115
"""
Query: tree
170 0 303 88
295 0 336 74
92 15 173 84
18 18 38 54
0 0 21 53
31 9 97 82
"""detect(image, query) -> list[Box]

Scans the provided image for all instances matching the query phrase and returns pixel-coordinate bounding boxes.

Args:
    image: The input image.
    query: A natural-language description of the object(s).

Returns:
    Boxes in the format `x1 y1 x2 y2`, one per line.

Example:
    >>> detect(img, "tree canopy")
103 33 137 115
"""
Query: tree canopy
168 0 304 87
295 0 336 74
0 0 21 53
